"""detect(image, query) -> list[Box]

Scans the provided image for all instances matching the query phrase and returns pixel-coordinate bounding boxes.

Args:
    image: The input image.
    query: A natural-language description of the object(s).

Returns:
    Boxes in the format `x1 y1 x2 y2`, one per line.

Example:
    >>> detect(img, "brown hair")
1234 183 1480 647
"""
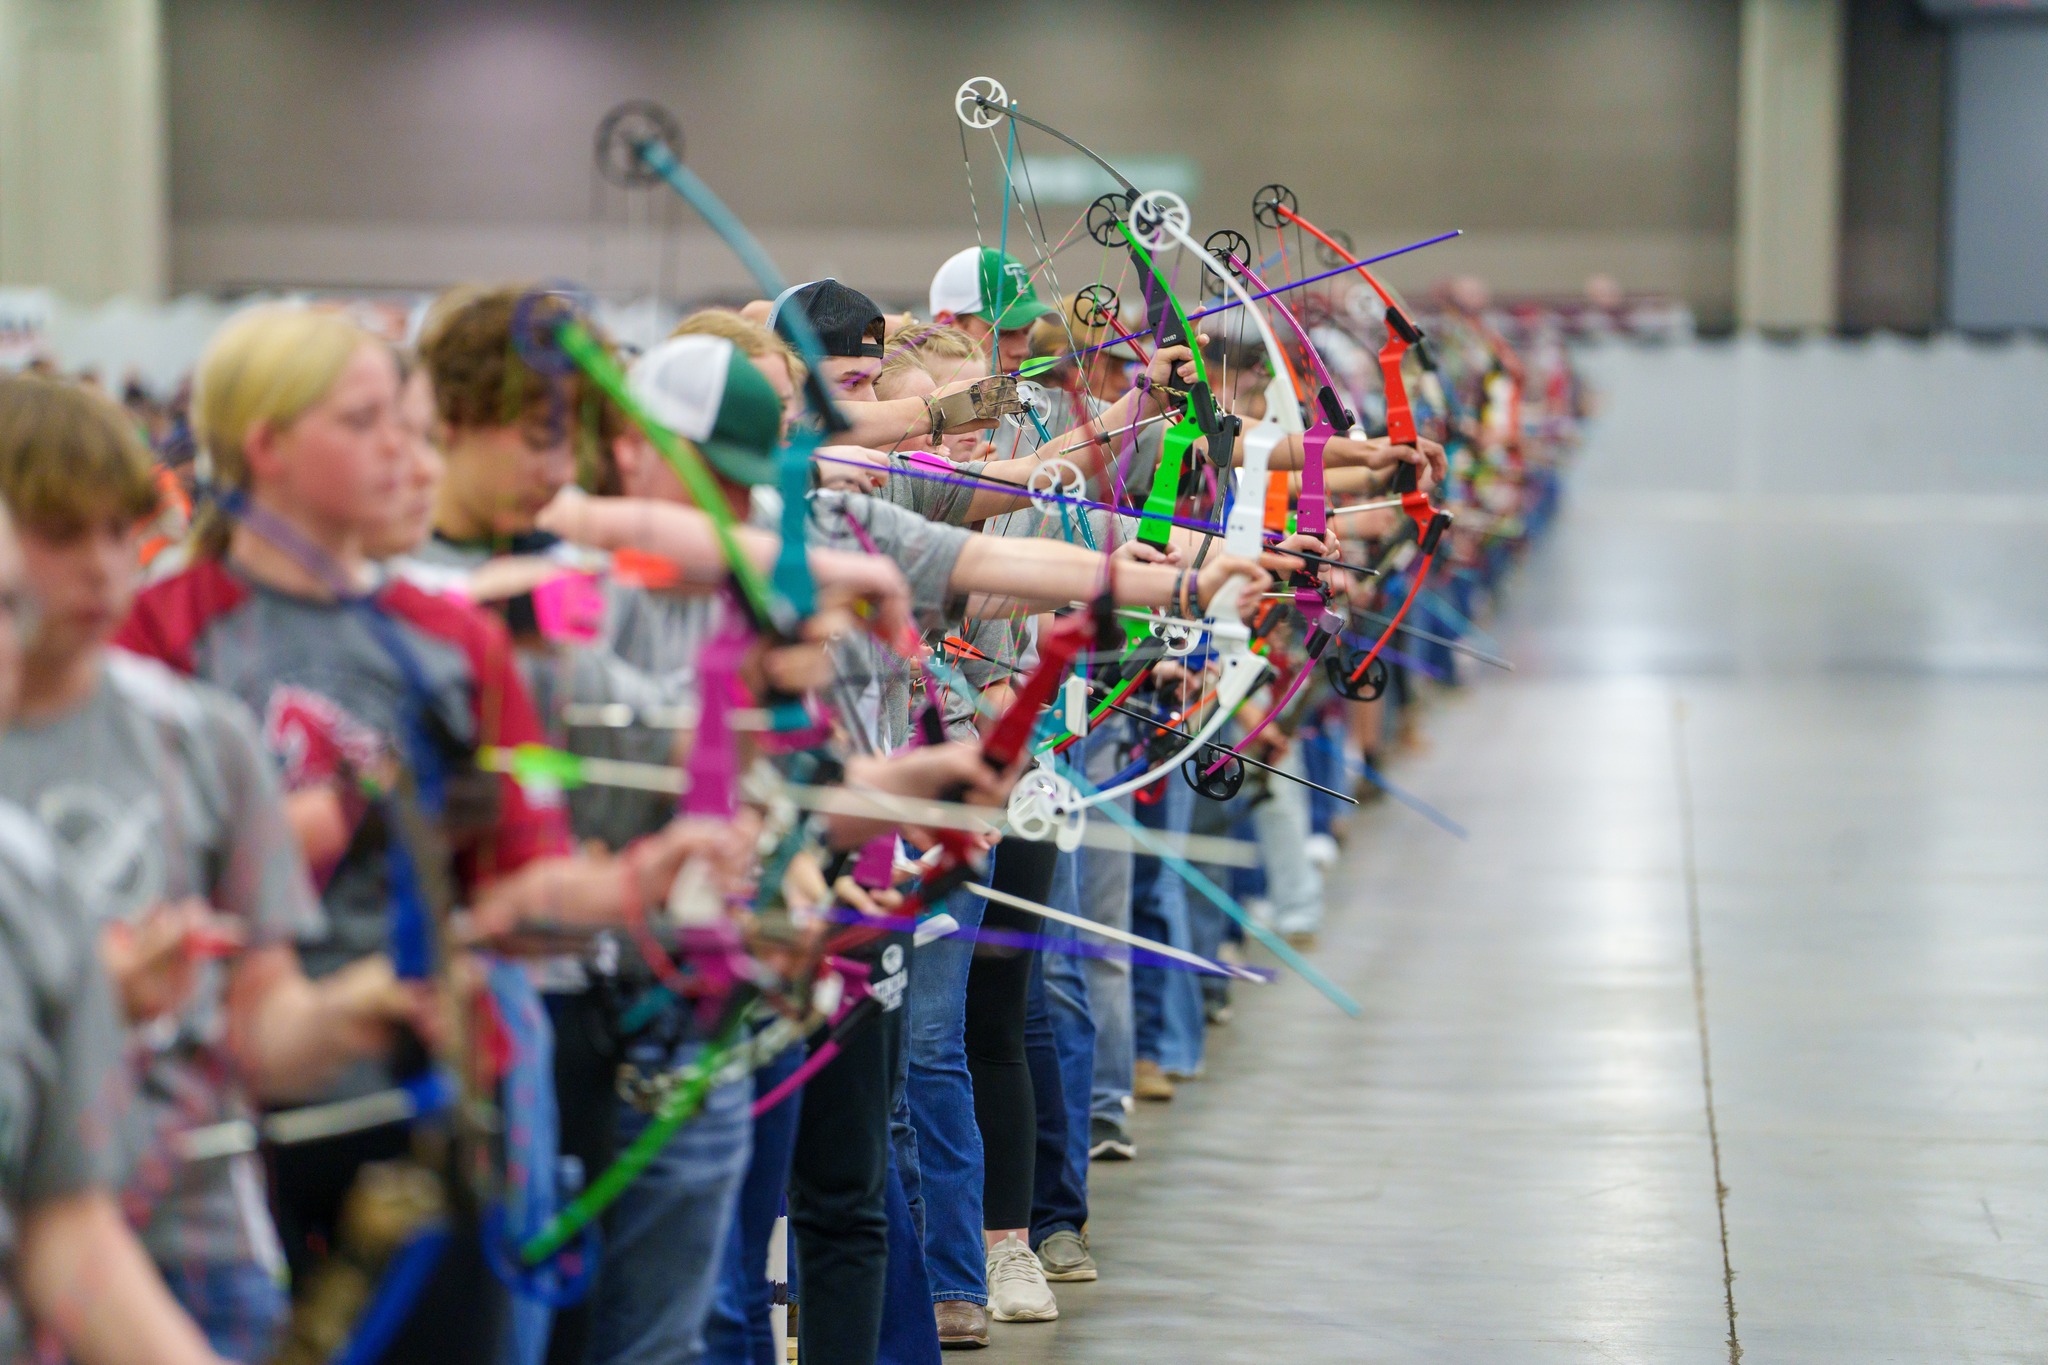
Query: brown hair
0 374 160 537
418 284 620 491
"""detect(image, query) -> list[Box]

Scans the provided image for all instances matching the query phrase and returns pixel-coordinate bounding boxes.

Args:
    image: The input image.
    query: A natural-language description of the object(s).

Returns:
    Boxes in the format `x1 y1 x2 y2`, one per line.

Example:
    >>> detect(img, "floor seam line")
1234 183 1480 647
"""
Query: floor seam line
1673 694 1742 1364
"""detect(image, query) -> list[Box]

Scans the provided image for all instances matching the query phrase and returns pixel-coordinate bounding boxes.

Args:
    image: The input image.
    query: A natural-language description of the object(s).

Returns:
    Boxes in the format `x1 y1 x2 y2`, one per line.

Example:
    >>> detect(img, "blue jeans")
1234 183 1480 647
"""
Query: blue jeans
584 1040 753 1365
1302 710 1343 836
896 886 988 1305
877 1156 943 1365
1251 745 1325 934
1072 727 1134 1125
1132 775 1206 1076
1025 939 1087 1243
159 1259 287 1364
705 1042 804 1365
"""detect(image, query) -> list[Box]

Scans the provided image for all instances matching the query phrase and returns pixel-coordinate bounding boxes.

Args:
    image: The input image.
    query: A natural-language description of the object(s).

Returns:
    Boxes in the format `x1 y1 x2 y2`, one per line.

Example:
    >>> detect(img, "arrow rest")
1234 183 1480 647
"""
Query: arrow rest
1316 384 1355 433
1014 379 1055 430
1150 616 1198 657
595 99 683 187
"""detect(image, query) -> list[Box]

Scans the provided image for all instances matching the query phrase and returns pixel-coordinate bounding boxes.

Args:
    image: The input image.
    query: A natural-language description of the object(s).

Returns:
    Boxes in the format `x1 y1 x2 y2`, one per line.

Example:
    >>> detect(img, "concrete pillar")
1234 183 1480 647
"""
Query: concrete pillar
0 0 166 302
1735 0 1845 330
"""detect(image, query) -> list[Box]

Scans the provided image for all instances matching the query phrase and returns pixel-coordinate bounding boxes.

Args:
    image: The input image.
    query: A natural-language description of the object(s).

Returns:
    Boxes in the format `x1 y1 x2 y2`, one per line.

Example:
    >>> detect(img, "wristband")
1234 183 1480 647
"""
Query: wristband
928 375 1027 435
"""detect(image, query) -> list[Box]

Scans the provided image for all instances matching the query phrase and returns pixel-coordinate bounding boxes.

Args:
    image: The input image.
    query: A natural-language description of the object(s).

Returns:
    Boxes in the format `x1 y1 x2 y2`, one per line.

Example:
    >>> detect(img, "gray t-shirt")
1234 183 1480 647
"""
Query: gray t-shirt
604 581 715 690
989 394 1165 543
0 653 322 1269
754 489 970 751
389 544 681 848
0 800 129 1358
876 453 986 527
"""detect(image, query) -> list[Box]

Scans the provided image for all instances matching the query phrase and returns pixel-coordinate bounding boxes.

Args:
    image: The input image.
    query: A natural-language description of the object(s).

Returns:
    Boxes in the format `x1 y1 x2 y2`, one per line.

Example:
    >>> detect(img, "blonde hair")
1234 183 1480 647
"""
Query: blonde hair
877 322 982 398
671 309 807 390
189 303 375 557
0 375 158 537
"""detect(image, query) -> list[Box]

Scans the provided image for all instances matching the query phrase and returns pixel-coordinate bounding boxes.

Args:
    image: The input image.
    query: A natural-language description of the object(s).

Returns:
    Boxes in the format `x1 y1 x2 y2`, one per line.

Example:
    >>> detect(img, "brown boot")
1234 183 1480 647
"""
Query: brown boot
935 1299 990 1349
1133 1058 1176 1103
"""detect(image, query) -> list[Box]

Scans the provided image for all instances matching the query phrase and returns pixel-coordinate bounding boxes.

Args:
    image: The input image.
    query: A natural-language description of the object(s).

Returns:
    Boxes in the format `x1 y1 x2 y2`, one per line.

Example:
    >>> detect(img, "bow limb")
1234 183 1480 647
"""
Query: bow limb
1130 198 1364 778
1252 193 1453 568
1112 222 1219 554
1039 749 1363 1017
600 108 846 630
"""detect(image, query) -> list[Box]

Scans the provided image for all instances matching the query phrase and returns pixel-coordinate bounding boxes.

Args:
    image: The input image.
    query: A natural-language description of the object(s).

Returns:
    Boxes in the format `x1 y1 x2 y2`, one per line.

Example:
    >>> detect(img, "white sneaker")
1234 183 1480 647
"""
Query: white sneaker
1305 832 1339 867
985 1234 1059 1322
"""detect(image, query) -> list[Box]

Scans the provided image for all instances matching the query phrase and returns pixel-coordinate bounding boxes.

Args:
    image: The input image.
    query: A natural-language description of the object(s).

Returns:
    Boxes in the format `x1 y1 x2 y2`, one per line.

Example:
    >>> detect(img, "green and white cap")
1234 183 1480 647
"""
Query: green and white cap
627 334 785 487
929 246 1057 330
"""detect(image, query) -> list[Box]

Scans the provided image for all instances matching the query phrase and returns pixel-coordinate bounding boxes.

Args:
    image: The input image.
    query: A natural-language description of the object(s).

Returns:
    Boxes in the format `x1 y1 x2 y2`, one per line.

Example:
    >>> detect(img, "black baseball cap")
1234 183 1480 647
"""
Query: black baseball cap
770 278 885 359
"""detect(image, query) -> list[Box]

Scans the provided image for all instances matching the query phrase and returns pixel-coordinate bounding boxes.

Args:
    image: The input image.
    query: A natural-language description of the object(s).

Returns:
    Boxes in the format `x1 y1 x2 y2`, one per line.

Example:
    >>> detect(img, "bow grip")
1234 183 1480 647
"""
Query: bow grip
1316 384 1353 434
1419 511 1452 557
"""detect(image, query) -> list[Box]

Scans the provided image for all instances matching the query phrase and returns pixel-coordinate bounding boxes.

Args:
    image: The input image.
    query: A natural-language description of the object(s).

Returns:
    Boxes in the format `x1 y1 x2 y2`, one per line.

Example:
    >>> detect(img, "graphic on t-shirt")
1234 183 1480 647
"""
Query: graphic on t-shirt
264 685 390 793
34 783 166 925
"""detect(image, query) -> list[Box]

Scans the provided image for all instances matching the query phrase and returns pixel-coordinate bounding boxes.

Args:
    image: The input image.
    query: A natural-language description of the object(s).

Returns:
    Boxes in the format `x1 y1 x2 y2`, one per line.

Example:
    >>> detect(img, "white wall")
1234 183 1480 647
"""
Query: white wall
0 0 167 301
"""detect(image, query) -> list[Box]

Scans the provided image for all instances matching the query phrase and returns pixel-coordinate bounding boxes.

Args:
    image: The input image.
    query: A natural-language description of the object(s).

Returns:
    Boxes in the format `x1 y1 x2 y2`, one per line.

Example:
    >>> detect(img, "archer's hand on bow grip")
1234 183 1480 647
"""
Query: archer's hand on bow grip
1145 341 1205 391
1193 556 1273 621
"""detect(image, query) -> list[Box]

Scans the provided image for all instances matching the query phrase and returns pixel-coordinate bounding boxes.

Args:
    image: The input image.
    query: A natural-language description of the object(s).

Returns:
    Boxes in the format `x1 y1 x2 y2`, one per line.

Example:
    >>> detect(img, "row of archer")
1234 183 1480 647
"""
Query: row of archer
0 85 1578 1365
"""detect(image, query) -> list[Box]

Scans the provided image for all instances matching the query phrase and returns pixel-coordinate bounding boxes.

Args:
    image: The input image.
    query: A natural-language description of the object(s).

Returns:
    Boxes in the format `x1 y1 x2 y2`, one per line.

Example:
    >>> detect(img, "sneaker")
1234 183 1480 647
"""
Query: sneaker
1284 929 1320 952
934 1299 989 1348
1036 1228 1098 1282
1088 1116 1135 1161
985 1235 1059 1322
1204 999 1234 1026
1305 832 1340 867
1133 1058 1175 1103
1163 1063 1204 1082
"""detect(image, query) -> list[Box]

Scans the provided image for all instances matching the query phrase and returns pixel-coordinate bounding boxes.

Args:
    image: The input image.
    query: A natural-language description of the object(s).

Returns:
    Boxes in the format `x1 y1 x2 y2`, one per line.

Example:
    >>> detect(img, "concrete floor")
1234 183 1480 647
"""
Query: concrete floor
1000 339 2048 1363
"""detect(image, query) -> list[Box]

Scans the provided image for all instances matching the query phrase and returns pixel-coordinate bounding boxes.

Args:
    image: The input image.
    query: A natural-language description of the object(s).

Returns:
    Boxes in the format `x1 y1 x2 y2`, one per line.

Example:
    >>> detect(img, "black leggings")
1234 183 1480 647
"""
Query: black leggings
965 838 1059 1231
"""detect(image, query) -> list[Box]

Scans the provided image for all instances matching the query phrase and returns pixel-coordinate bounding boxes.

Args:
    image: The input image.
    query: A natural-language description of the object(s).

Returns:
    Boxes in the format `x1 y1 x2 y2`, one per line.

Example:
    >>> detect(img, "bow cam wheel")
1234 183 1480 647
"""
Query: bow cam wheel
1129 190 1189 250
1325 643 1390 702
956 77 1009 129
1251 183 1298 229
510 286 590 377
1183 746 1246 800
595 100 682 187
1087 192 1134 246
1314 226 1357 269
1074 283 1121 328
1203 230 1253 284
1025 456 1085 514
